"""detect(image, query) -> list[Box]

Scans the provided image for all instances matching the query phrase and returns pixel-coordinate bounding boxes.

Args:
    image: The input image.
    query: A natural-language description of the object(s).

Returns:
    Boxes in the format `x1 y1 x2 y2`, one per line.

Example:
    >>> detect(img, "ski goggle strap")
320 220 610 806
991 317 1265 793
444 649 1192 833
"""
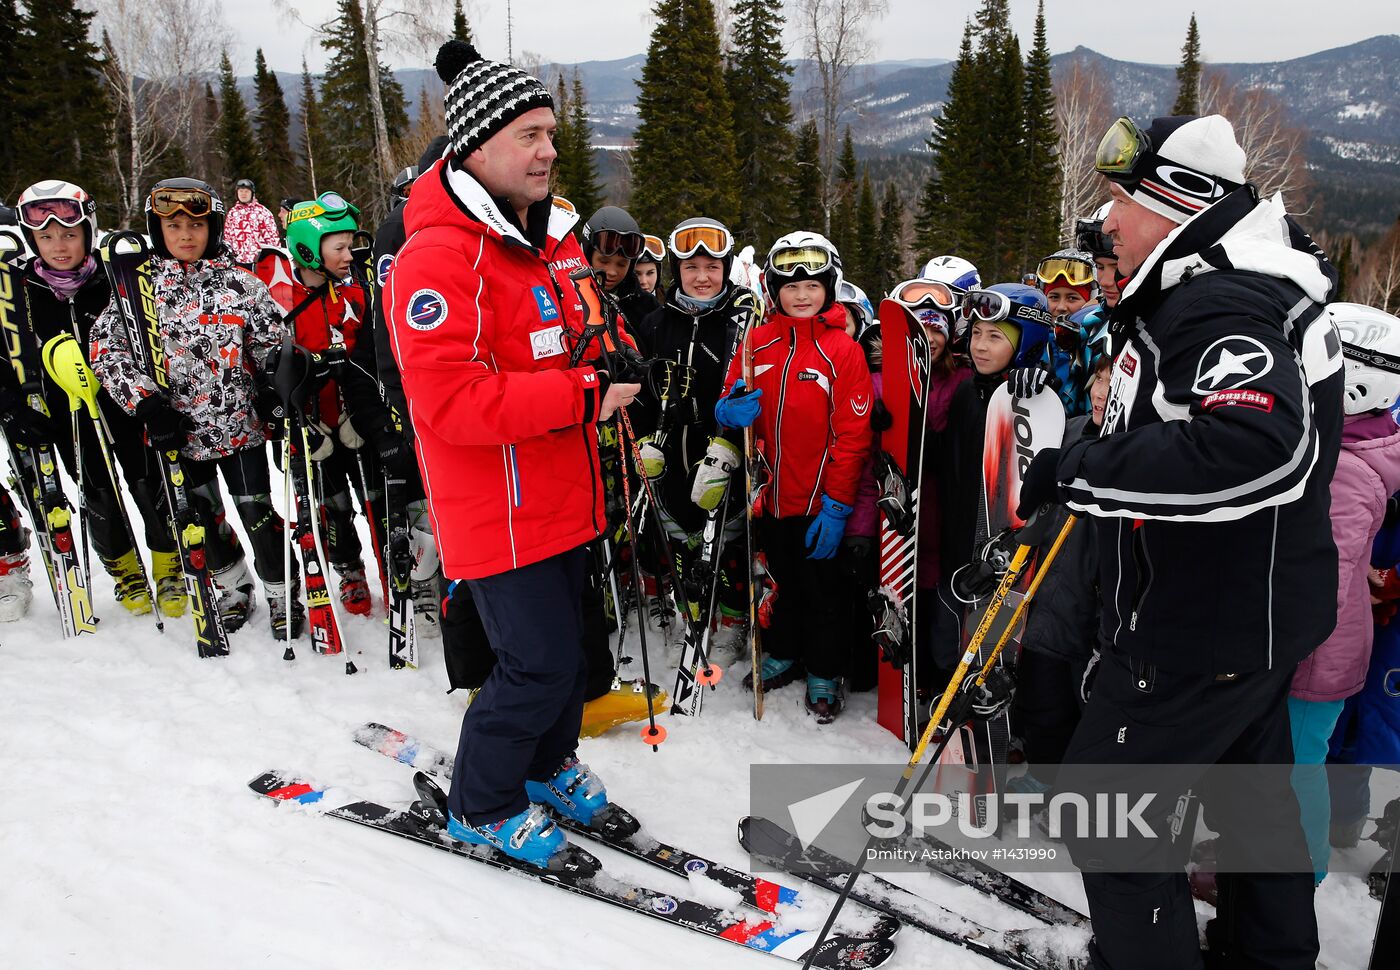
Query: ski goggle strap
1036 256 1096 288
642 234 664 261
889 278 959 312
669 223 733 260
150 187 214 219
1095 116 1152 181
962 290 1054 327
18 199 87 231
768 246 833 277
590 229 645 260
1342 342 1400 375
294 191 360 223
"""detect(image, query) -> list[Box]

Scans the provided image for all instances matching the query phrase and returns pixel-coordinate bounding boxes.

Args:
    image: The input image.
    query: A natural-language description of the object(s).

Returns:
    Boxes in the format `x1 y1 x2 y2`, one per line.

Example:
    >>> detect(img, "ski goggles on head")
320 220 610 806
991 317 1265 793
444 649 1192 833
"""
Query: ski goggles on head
961 289 1054 327
768 246 833 277
18 198 87 231
296 191 360 222
669 223 733 260
1095 116 1152 182
1036 256 1095 288
642 234 665 261
590 228 646 260
889 278 960 312
1075 221 1116 259
150 187 215 219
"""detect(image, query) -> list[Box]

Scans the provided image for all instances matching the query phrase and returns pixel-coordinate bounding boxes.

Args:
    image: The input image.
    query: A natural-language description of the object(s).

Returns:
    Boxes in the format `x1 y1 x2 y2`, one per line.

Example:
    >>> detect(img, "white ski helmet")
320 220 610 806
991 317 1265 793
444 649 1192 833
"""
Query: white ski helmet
919 254 981 294
765 230 843 311
837 279 874 336
1333 302 1400 415
16 180 98 252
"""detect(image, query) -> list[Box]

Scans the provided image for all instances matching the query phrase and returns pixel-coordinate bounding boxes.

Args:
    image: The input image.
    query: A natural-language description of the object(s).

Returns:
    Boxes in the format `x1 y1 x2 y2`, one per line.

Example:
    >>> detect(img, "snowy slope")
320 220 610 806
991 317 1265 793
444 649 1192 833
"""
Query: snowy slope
0 492 1386 970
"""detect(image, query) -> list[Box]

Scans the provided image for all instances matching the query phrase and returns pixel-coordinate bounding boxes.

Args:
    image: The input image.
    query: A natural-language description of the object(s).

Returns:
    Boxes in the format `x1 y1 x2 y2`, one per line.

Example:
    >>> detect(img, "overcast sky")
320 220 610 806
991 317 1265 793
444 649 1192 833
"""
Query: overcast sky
228 0 1400 75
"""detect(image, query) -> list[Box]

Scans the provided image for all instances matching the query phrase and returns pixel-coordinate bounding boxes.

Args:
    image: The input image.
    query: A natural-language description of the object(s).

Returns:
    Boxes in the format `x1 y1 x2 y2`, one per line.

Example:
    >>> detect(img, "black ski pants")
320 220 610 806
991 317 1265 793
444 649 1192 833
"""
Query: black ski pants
1014 648 1088 784
1057 647 1318 970
758 515 849 680
182 448 292 584
448 544 588 825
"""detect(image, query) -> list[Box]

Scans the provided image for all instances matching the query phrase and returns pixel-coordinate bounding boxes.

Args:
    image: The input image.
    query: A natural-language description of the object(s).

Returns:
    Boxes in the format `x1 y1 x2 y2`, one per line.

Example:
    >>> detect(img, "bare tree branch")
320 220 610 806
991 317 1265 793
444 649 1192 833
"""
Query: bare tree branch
1054 57 1112 245
1200 68 1311 214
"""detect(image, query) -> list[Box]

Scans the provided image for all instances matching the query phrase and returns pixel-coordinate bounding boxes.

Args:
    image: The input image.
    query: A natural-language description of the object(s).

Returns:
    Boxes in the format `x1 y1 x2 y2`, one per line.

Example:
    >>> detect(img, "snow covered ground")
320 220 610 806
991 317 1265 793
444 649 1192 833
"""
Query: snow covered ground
0 522 1387 969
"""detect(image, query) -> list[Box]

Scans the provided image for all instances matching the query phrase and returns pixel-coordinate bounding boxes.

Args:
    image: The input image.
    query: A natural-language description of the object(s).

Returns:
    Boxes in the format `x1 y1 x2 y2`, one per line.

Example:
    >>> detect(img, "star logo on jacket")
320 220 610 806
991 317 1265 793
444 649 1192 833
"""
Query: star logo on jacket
407 288 448 331
1191 336 1274 396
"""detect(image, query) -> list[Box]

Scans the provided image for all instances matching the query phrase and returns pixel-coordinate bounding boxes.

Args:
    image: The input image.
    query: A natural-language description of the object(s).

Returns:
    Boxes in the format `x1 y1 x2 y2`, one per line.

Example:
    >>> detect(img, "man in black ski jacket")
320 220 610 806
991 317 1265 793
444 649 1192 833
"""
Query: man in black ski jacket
1018 115 1343 970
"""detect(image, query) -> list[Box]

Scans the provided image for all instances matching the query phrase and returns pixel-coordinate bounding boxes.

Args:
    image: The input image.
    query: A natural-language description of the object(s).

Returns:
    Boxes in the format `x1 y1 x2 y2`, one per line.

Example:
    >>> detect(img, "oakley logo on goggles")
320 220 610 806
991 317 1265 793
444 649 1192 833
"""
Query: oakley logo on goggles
769 246 833 277
889 278 959 312
1036 256 1095 288
962 290 1053 327
669 224 734 260
18 199 89 231
590 229 646 260
151 188 215 219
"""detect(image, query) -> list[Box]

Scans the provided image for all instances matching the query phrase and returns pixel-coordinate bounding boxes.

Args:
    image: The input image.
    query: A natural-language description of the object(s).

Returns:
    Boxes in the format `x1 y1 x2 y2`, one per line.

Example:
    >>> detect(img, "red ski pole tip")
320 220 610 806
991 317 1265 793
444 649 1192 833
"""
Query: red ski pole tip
640 724 668 745
696 665 723 687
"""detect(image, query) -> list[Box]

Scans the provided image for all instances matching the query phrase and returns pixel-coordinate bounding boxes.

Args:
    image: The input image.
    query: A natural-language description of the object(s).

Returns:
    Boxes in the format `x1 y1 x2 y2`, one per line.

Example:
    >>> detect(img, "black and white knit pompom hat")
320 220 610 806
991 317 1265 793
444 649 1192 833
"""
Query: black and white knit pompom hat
436 41 555 157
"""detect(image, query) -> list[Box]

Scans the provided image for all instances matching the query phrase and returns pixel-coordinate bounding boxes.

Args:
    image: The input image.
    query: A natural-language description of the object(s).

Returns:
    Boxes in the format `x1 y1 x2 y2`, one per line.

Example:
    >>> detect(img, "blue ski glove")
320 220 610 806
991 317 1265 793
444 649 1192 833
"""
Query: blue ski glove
805 495 853 560
715 379 762 429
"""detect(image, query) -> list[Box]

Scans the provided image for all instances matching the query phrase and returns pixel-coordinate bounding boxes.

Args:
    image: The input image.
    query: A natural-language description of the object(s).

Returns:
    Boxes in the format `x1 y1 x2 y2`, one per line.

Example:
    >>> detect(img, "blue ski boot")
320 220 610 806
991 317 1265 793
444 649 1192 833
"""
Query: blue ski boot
446 803 567 869
805 675 844 724
526 757 609 827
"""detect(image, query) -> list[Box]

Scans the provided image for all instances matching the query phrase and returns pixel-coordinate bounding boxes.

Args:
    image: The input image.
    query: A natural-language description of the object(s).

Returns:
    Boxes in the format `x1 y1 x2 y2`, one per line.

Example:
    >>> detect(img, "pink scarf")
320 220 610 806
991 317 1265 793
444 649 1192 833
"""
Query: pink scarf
35 255 98 302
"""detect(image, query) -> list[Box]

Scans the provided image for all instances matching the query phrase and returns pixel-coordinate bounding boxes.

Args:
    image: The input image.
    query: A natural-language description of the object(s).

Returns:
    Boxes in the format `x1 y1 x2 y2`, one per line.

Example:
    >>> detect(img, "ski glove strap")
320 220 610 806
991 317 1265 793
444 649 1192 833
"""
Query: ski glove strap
714 380 762 429
804 494 853 560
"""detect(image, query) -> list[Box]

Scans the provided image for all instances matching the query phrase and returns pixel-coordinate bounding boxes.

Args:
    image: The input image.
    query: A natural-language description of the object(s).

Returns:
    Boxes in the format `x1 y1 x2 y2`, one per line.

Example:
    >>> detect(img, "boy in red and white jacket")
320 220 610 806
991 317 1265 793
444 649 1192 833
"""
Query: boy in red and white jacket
709 231 873 721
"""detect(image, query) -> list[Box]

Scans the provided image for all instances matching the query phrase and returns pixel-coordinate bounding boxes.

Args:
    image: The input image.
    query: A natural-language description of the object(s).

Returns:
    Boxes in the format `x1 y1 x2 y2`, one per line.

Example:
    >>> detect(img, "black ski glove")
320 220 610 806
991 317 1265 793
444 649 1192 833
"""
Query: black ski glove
870 398 893 432
1007 364 1059 400
1015 447 1062 521
263 344 334 412
134 393 194 452
0 386 57 447
369 417 418 479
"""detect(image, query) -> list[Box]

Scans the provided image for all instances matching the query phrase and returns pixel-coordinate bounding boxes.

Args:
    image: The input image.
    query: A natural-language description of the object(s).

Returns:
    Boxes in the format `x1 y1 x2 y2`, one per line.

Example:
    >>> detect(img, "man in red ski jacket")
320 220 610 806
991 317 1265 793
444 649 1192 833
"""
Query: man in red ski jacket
384 40 640 868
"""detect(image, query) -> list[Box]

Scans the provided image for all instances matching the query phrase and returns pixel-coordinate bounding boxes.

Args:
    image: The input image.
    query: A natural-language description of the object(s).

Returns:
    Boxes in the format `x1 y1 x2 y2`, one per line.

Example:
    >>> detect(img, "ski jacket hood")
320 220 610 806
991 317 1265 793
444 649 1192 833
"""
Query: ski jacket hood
1293 413 1400 701
721 304 874 518
386 158 612 580
1059 185 1345 673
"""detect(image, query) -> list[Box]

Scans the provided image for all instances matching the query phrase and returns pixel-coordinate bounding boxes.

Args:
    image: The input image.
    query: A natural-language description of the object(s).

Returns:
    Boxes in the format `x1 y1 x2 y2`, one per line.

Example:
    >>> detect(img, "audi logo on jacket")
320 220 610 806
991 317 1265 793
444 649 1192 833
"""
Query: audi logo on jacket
384 158 610 581
722 304 874 519
1057 187 1345 673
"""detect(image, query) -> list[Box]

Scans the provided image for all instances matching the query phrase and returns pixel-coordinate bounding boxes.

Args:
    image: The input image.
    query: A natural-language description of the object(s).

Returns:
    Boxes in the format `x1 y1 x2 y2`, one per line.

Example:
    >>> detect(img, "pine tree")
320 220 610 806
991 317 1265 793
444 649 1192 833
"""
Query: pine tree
914 23 978 264
7 0 114 215
872 181 905 299
319 0 409 213
565 73 605 217
191 81 224 190
830 128 859 263
631 0 740 234
451 0 474 44
725 0 794 252
217 50 263 195
850 169 879 291
1172 14 1203 116
253 49 297 207
1020 1 1061 266
791 119 824 233
0 0 19 193
298 61 329 199
550 75 574 198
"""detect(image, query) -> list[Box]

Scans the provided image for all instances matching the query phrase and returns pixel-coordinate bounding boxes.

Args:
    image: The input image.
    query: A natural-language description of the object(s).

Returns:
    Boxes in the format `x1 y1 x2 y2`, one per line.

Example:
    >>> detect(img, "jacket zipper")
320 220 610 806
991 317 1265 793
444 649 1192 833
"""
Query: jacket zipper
1128 524 1155 631
770 327 797 514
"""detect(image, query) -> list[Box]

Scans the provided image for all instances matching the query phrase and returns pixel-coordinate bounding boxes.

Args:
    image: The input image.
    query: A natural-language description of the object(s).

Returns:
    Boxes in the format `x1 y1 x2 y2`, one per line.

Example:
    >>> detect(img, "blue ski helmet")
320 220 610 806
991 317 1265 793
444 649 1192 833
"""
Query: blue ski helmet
965 283 1053 368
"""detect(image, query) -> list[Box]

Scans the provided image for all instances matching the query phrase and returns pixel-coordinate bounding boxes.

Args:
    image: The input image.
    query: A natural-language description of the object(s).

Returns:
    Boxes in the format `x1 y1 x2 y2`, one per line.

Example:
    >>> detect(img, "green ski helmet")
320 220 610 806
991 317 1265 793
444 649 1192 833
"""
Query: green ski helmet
285 191 360 271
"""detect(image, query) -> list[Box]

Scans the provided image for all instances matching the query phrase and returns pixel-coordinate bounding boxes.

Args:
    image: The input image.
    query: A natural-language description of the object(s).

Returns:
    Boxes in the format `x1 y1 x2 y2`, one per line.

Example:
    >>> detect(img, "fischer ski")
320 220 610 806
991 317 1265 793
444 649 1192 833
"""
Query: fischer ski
250 769 894 968
383 469 417 669
739 816 1088 970
98 232 229 655
349 722 897 940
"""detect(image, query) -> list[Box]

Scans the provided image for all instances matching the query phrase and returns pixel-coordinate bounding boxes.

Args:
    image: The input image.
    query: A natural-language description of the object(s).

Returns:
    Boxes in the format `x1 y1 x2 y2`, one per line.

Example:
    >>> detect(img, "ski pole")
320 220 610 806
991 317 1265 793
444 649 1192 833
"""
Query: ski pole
280 426 296 662
796 512 1078 970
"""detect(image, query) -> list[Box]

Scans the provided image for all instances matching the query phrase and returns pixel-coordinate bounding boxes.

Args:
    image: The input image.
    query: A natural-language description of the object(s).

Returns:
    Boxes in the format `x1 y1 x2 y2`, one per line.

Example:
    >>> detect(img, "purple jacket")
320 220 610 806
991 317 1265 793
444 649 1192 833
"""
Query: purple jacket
1292 412 1400 702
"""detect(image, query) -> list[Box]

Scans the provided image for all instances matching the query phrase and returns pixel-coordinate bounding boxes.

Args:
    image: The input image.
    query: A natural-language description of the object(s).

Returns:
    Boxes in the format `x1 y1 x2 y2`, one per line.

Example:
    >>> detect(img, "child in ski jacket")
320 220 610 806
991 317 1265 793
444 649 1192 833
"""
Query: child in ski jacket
714 231 873 720
4 180 181 619
90 177 298 639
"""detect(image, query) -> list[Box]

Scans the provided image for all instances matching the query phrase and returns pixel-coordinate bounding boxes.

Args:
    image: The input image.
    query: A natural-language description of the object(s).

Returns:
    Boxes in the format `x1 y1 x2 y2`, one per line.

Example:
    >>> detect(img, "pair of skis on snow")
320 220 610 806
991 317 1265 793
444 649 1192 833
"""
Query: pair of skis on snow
251 722 1089 968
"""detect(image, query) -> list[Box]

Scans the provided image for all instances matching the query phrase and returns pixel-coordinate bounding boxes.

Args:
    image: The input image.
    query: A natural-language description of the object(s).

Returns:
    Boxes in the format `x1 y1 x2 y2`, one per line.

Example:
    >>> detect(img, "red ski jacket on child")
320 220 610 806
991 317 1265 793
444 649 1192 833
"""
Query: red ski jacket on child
722 304 873 518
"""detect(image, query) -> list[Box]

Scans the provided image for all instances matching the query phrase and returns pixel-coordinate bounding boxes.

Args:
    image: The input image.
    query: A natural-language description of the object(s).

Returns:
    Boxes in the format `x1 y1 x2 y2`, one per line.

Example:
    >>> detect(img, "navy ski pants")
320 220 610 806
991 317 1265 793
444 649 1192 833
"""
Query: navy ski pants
448 544 589 825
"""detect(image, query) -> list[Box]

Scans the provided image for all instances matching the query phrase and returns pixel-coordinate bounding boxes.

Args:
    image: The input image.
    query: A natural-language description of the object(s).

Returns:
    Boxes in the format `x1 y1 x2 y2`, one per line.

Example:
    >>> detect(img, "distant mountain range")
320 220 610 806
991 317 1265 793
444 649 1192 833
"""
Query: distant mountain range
244 35 1400 239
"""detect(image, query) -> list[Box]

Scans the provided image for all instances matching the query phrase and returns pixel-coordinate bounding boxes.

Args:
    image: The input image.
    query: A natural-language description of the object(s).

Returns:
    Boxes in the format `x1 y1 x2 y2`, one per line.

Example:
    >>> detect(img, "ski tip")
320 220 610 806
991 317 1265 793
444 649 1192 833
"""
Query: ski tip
804 935 896 969
248 770 325 804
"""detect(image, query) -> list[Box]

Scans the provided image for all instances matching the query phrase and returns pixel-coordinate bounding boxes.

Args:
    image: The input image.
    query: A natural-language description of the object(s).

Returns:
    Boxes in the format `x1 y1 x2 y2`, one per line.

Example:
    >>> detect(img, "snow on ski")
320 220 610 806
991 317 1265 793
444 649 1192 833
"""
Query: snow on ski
249 770 894 969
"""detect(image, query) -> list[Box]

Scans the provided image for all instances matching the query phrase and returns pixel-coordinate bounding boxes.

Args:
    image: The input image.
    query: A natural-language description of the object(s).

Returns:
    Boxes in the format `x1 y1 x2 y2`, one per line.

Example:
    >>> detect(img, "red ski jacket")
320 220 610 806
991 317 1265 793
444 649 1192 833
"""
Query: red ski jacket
723 304 874 518
255 250 367 424
384 158 610 580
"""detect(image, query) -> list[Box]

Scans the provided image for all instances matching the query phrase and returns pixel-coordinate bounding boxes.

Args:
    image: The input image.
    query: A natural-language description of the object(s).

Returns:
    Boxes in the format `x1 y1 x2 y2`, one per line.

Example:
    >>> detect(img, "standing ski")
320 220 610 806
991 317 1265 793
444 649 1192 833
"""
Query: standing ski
98 231 227 656
742 324 766 720
873 300 932 748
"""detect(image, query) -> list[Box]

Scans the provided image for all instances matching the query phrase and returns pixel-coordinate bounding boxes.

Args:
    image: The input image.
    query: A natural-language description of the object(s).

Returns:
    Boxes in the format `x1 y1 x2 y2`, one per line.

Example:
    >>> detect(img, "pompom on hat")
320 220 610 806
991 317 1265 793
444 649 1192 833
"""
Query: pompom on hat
436 41 554 158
